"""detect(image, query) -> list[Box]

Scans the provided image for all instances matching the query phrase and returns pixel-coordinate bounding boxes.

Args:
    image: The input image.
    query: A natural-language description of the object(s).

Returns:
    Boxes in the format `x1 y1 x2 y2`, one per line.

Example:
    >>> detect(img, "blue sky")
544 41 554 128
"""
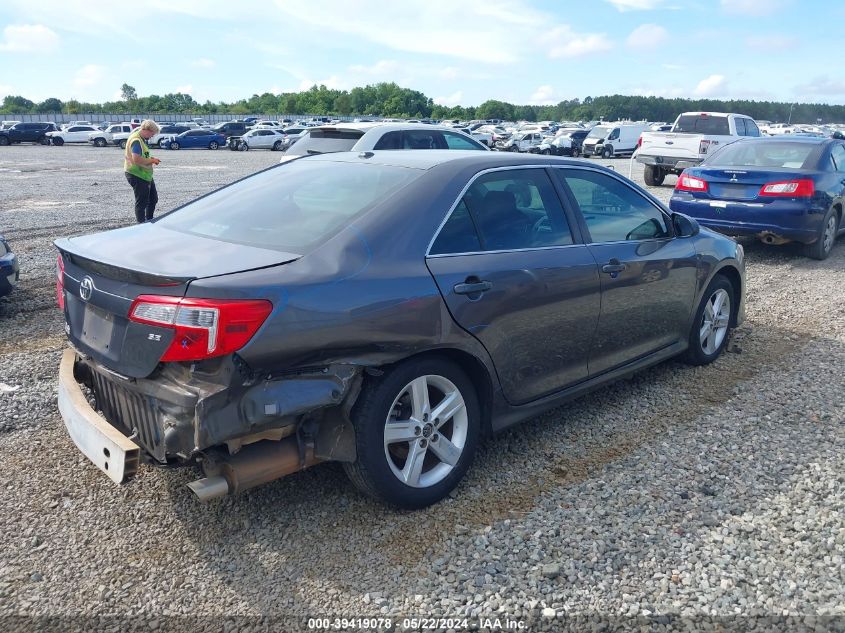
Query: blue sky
1 0 844 107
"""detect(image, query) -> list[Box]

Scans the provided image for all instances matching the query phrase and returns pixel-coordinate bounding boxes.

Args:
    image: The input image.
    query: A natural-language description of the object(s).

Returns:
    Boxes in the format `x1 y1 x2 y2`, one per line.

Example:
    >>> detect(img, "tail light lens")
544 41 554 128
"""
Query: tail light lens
56 253 65 310
676 173 709 192
758 179 814 197
129 295 273 362
637 135 643 148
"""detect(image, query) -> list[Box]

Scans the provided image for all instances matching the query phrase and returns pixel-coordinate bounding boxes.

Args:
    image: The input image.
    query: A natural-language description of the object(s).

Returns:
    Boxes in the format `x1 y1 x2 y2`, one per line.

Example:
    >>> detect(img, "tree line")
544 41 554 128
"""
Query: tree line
2 82 842 124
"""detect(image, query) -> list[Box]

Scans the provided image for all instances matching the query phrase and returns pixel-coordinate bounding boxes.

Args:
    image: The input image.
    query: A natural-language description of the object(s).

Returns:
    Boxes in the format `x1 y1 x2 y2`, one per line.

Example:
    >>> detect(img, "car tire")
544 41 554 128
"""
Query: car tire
53 137 64 146
209 141 219 150
170 142 180 150
94 138 106 148
272 140 282 151
804 207 838 261
571 146 580 158
643 164 665 186
239 142 249 151
119 139 127 149
541 148 551 155
343 357 480 509
0 136 9 146
509 145 519 152
602 146 613 159
683 275 734 366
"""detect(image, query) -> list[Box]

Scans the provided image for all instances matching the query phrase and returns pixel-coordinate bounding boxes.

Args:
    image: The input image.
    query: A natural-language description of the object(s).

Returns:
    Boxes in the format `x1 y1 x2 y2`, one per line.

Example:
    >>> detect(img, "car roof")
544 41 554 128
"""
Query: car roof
309 122 463 134
300 149 600 171
738 136 830 145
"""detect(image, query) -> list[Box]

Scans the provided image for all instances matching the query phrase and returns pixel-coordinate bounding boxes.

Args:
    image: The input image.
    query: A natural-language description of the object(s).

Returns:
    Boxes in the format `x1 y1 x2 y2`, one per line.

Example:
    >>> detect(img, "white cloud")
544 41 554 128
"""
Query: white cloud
0 24 60 53
528 85 557 105
794 76 845 97
175 84 194 94
190 58 216 69
73 65 106 88
434 91 463 107
626 24 668 50
604 0 666 10
348 60 400 76
694 74 727 97
720 0 786 15
745 35 798 51
542 26 613 58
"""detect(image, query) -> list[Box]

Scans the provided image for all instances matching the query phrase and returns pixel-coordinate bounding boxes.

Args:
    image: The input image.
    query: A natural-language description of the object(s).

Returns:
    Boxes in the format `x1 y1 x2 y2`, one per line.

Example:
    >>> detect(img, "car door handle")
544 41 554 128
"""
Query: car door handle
601 260 627 274
454 280 492 295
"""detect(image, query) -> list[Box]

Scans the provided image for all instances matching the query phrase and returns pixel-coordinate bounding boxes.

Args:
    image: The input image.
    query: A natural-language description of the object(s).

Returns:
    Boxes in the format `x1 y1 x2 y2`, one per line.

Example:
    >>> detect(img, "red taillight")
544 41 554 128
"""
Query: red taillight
758 179 814 198
637 134 643 148
129 295 273 362
675 173 709 192
56 253 65 310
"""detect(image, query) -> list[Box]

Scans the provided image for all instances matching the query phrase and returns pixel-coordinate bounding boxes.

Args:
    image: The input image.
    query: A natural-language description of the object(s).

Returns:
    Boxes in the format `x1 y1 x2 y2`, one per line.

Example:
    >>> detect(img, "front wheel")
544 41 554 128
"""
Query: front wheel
94 137 106 148
684 275 734 366
170 141 180 150
209 141 219 150
601 146 613 159
119 139 127 149
343 358 480 509
804 207 838 260
53 137 64 146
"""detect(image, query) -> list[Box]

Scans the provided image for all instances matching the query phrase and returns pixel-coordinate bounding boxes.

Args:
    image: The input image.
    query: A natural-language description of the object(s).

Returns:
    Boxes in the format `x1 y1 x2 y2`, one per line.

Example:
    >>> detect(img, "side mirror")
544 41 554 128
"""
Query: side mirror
673 212 700 238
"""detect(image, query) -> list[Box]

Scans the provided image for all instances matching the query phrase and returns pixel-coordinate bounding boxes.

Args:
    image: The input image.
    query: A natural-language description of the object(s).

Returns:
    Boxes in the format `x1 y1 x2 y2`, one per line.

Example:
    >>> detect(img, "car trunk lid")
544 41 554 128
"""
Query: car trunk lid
56 224 299 378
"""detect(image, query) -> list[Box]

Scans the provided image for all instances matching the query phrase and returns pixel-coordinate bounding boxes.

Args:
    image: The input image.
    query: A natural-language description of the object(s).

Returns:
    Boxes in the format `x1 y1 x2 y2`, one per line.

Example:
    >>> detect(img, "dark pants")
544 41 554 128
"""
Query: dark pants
125 172 158 223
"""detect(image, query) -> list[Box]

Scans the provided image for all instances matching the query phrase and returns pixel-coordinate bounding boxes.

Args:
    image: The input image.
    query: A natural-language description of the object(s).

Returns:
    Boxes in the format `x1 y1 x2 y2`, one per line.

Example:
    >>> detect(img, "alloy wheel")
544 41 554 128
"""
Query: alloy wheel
699 288 731 355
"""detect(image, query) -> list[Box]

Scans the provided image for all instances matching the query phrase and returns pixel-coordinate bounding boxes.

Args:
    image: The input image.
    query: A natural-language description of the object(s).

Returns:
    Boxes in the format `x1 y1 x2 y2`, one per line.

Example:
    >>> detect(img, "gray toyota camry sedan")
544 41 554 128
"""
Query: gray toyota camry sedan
56 151 745 508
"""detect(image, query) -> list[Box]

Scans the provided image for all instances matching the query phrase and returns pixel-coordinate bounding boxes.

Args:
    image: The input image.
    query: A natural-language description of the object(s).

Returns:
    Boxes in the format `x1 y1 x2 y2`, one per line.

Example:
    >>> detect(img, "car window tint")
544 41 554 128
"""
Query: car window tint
463 169 573 251
443 132 484 150
736 118 747 136
157 161 421 253
745 119 760 137
831 145 845 172
708 141 816 169
673 115 730 135
373 131 403 150
288 129 362 155
559 169 670 243
403 131 439 150
429 200 482 255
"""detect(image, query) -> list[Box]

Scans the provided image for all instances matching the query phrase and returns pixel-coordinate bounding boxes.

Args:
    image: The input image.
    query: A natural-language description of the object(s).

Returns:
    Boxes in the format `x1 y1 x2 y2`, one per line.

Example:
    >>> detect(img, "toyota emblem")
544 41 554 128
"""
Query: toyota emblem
79 276 94 302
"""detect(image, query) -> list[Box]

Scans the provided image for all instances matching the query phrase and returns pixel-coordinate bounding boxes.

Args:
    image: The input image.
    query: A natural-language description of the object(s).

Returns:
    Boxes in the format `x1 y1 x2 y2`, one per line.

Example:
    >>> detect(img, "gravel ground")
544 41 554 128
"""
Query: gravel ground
0 145 843 632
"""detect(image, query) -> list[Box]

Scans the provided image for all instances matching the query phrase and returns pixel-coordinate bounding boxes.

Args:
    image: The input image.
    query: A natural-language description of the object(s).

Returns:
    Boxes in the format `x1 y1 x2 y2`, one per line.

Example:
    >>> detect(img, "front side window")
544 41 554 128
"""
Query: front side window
443 132 485 150
558 169 670 242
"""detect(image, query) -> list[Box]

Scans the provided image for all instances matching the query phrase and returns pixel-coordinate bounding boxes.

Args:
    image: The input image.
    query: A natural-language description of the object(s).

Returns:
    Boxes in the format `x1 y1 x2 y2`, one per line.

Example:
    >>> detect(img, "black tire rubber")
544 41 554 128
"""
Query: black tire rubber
0 136 9 146
541 148 551 155
602 146 613 159
272 140 282 151
509 145 519 152
209 141 219 150
240 142 249 151
803 207 838 260
683 275 734 366
53 137 64 146
170 142 180 150
643 164 665 186
343 357 480 509
571 146 580 157
119 139 126 149
94 138 106 148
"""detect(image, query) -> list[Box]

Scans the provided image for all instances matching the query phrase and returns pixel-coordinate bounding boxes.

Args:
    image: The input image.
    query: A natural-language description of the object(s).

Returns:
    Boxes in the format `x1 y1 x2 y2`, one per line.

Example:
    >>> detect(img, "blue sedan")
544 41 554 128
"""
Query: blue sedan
669 136 845 259
162 129 226 150
0 234 19 298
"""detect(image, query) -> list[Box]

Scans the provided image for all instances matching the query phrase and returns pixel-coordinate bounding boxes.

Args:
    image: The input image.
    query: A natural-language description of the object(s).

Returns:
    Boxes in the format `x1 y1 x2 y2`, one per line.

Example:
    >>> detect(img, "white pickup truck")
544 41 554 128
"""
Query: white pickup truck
635 112 762 185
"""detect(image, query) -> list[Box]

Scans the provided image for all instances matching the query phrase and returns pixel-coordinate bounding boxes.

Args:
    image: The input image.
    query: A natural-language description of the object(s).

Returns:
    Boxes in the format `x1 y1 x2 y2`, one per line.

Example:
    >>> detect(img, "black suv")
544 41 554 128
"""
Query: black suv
0 122 57 145
211 121 248 138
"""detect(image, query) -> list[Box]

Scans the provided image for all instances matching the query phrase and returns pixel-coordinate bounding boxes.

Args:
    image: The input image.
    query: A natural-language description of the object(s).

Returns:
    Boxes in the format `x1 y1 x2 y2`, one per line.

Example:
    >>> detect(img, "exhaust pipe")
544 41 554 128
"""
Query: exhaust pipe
759 232 789 245
187 436 320 501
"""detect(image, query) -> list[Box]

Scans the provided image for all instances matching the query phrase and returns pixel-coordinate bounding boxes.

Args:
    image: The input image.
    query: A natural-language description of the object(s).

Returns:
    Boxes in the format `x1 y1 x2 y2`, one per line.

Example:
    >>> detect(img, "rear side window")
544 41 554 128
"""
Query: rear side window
828 144 845 172
288 129 363 155
156 161 422 253
744 119 761 137
673 115 730 135
443 132 485 150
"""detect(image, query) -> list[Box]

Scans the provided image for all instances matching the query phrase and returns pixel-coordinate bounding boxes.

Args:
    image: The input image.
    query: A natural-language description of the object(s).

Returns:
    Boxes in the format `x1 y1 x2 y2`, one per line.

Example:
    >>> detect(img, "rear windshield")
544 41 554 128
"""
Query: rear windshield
706 141 817 169
673 115 730 135
156 160 421 252
287 129 364 156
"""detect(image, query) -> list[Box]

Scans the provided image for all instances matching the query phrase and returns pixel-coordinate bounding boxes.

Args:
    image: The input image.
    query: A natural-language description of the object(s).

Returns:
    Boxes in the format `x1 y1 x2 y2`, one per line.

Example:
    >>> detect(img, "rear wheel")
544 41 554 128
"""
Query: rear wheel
272 140 282 151
804 207 838 260
343 357 480 509
684 275 734 366
53 137 64 146
643 164 665 186
209 141 219 150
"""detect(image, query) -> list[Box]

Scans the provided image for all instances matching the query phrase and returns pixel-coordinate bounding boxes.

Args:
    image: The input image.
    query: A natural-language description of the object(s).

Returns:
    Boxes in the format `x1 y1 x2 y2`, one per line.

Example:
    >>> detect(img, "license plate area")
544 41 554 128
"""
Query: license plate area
81 304 115 353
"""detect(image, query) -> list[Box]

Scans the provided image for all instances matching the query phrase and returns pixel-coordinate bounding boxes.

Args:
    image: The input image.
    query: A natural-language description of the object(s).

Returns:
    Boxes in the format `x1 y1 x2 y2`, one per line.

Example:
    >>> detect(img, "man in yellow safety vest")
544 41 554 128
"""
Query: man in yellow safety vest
124 119 161 223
